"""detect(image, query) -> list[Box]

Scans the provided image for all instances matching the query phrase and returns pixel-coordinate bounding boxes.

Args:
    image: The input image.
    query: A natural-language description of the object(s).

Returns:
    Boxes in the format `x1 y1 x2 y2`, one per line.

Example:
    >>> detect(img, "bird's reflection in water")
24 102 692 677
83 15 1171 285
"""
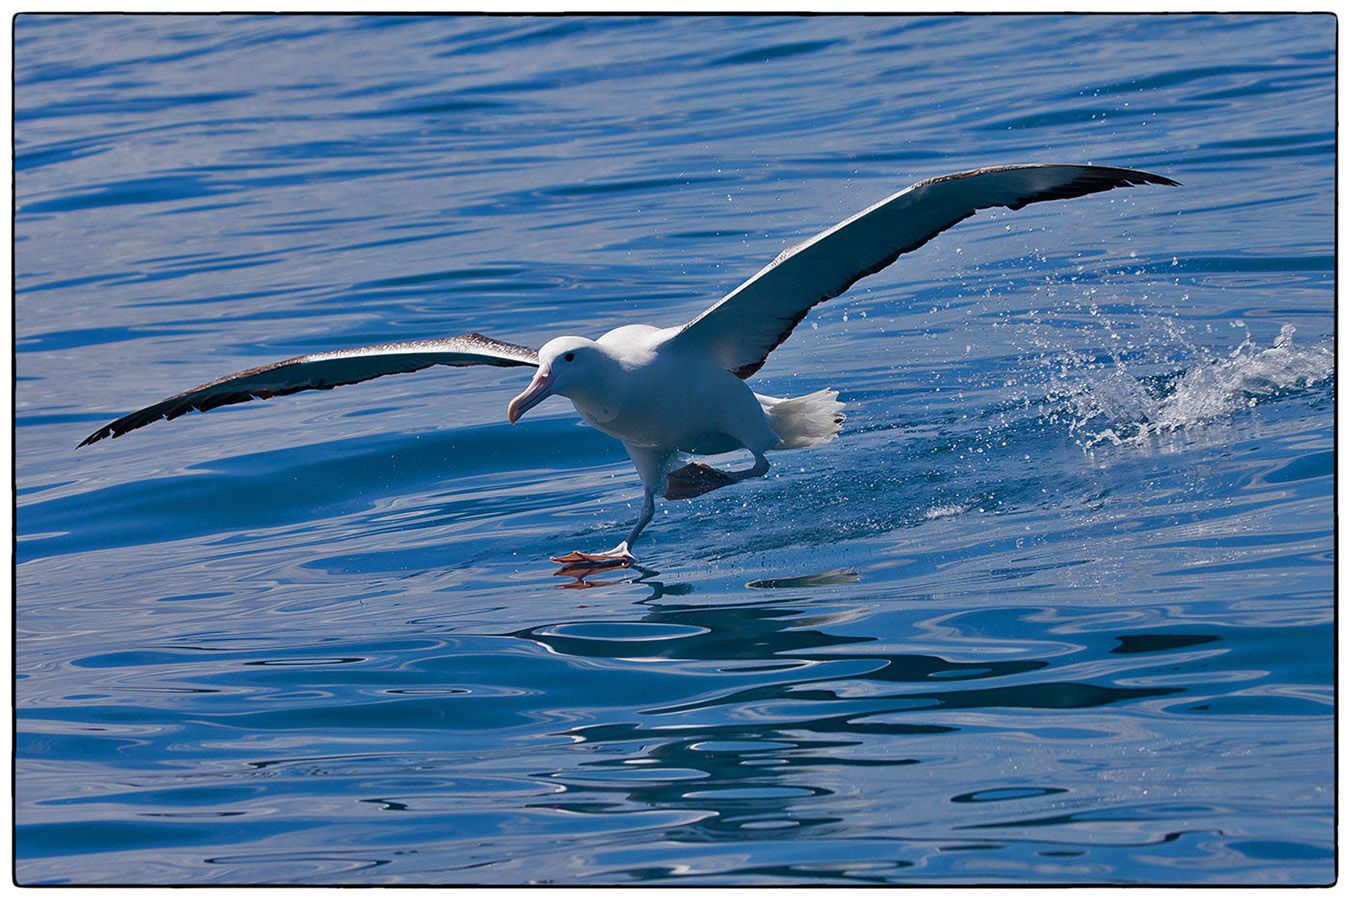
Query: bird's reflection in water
551 557 639 589
528 567 862 838
519 566 1181 851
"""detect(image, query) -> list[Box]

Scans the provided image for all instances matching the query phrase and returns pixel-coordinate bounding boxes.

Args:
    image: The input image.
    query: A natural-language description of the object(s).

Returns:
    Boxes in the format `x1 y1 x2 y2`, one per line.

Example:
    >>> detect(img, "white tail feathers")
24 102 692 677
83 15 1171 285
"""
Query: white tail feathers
759 389 846 450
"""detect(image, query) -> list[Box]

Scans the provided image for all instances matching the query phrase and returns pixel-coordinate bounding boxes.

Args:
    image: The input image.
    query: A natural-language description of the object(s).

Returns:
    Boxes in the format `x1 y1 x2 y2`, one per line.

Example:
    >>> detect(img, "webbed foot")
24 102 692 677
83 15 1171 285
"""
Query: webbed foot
664 462 736 500
550 542 636 568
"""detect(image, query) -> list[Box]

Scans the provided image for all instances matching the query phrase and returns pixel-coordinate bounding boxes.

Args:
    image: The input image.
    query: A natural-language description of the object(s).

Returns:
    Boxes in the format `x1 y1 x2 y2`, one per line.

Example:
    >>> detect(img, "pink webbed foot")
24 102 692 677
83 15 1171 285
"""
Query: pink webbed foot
550 542 635 570
664 462 736 500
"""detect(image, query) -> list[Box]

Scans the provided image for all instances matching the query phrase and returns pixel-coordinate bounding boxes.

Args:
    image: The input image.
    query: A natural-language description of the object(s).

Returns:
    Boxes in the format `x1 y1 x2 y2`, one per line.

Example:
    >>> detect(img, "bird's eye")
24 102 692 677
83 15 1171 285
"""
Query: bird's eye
564 352 575 362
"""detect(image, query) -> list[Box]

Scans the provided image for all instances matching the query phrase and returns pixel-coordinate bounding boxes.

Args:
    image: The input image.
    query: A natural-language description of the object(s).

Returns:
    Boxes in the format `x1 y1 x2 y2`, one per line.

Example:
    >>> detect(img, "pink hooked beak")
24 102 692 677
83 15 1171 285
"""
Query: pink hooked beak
507 368 555 424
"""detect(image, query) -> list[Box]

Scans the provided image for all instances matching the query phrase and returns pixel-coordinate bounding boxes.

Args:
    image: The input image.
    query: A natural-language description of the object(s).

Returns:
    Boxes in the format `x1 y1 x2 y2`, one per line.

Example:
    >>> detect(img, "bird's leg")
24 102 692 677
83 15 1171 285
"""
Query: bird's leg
729 451 771 482
624 486 656 547
666 452 770 500
552 445 671 566
551 487 654 566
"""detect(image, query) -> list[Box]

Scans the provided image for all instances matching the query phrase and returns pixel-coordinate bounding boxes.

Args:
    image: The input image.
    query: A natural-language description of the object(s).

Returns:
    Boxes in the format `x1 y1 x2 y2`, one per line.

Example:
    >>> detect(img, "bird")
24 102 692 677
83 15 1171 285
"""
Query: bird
78 163 1177 565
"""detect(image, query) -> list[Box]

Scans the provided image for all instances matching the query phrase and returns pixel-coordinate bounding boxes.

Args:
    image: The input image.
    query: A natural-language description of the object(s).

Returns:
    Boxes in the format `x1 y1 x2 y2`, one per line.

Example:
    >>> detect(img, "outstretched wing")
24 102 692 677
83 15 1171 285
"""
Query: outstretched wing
78 332 538 447
671 164 1178 379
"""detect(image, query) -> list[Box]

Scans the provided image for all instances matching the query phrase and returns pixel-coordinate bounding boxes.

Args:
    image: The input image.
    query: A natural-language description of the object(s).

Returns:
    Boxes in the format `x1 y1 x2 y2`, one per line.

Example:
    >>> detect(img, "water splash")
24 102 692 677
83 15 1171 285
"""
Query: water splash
924 503 969 520
1049 324 1332 448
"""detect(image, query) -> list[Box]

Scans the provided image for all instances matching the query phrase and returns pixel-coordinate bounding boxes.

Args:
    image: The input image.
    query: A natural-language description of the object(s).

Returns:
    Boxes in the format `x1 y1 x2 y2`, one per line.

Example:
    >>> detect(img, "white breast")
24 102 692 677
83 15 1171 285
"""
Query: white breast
579 325 776 453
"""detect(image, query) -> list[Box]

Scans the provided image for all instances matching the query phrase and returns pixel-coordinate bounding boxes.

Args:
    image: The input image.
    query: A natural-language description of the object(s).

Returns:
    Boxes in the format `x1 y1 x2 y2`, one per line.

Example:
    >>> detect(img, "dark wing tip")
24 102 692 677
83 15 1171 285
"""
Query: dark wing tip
1003 166 1179 211
1102 167 1180 188
77 410 163 448
1082 166 1178 188
1119 168 1180 188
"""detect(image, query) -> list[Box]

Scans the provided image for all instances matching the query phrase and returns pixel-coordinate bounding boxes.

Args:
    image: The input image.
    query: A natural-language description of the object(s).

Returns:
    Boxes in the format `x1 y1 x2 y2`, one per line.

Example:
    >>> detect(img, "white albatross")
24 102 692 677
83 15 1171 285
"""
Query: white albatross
79 164 1177 565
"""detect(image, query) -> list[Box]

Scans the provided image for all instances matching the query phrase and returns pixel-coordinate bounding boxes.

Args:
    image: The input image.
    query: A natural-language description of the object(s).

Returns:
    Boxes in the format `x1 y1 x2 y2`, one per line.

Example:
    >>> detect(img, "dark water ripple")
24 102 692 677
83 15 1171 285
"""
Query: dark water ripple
16 13 1333 886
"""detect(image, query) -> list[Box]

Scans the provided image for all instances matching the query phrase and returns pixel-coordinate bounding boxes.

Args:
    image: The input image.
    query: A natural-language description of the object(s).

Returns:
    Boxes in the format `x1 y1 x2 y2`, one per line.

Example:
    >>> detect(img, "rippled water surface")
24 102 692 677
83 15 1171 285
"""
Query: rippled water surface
15 14 1335 885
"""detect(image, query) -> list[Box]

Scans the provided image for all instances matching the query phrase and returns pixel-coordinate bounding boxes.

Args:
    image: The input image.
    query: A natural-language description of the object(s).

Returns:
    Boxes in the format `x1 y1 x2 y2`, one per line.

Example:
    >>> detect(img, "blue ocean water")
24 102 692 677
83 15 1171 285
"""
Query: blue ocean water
14 14 1335 885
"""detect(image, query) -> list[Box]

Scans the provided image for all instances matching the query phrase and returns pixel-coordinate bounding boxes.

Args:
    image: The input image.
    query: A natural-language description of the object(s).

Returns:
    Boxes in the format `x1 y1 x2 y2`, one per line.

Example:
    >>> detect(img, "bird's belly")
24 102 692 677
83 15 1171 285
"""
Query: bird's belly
575 372 769 456
676 431 742 456
583 404 731 451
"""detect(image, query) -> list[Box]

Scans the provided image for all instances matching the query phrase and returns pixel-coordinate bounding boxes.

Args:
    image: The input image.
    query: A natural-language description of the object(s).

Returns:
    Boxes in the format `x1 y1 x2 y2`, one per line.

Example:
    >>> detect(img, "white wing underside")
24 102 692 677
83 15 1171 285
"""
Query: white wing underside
670 164 1178 378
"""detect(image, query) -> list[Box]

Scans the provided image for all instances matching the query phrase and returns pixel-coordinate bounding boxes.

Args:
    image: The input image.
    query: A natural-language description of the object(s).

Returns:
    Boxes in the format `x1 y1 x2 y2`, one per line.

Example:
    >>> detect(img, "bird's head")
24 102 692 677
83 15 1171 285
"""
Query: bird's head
507 335 608 424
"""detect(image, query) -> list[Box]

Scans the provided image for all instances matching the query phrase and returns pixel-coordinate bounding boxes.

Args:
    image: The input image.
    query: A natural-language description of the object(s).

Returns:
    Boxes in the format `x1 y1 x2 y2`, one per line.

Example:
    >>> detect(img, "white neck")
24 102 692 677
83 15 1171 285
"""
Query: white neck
559 350 626 424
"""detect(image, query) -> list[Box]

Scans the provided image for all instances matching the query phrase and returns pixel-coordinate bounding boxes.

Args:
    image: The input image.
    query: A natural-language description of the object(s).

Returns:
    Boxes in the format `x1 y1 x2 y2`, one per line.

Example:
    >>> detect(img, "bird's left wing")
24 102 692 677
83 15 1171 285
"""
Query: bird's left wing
670 164 1178 379
77 332 538 447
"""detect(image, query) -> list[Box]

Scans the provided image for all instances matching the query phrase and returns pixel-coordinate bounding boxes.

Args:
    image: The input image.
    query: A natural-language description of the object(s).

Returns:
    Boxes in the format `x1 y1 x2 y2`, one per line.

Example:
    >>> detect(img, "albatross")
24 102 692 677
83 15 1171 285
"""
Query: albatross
79 164 1176 564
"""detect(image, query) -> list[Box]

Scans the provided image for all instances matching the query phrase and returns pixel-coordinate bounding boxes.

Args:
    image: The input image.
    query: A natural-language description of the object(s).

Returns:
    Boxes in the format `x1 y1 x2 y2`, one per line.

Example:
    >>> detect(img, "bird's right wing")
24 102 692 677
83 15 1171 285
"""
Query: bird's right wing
78 333 539 447
669 164 1178 379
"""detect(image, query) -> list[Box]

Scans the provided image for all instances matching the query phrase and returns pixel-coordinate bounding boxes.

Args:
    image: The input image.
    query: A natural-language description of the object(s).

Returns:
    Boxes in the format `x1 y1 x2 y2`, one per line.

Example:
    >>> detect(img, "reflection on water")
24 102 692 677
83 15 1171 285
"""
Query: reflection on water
487 571 1230 876
552 558 641 588
16 548 1332 883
